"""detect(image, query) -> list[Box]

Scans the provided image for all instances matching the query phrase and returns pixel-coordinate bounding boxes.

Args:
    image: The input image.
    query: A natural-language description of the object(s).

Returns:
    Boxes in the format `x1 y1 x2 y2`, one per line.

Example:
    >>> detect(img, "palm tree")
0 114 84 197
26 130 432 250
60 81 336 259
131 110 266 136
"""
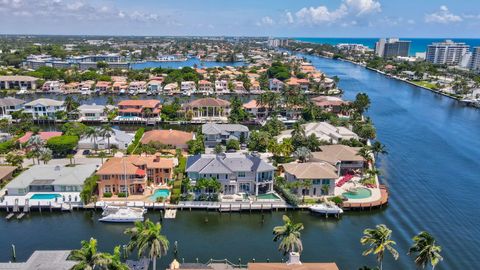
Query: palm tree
99 124 114 153
300 180 312 203
125 219 169 270
98 151 107 164
273 215 304 256
371 141 388 160
84 127 99 153
357 146 373 166
361 224 399 270
293 147 312 163
39 148 53 164
408 231 443 270
69 238 110 270
105 246 130 270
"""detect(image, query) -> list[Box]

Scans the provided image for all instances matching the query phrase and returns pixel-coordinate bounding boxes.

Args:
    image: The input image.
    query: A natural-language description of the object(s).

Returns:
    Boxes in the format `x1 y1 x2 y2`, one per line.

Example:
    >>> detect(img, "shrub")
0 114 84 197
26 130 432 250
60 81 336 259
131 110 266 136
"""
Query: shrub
103 192 112 198
274 184 299 206
156 197 164 203
328 196 344 205
80 175 99 204
127 128 145 154
117 192 127 198
170 188 181 204
46 135 79 157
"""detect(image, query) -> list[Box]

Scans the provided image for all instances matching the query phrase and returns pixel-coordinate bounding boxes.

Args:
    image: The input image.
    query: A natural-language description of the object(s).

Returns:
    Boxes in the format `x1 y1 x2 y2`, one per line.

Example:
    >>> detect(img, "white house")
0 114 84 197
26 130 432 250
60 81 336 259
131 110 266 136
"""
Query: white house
23 98 65 119
5 164 98 196
77 104 115 122
277 122 358 144
283 162 339 197
0 97 25 120
215 80 228 93
201 123 250 147
78 128 133 150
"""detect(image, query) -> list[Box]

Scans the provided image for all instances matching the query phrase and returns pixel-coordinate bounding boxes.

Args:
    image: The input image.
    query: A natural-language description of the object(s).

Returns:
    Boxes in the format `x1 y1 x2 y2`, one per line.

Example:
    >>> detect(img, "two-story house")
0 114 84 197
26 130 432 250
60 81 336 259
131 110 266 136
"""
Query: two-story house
0 97 25 120
96 155 175 197
201 123 249 148
283 162 339 197
23 98 65 119
311 145 365 175
186 153 275 195
117 100 161 119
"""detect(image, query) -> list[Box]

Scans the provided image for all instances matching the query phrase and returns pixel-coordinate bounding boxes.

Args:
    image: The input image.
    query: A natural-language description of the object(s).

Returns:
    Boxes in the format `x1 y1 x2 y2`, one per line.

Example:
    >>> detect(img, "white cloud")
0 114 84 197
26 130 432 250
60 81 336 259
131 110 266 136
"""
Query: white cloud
0 0 162 23
285 11 294 24
293 0 381 26
257 16 275 26
425 5 462 24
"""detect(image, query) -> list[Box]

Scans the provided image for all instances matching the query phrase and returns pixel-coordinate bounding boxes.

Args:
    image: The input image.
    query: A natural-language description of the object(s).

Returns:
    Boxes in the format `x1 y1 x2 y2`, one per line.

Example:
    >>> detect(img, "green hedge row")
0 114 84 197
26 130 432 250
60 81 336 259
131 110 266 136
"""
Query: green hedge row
127 128 145 154
274 184 299 207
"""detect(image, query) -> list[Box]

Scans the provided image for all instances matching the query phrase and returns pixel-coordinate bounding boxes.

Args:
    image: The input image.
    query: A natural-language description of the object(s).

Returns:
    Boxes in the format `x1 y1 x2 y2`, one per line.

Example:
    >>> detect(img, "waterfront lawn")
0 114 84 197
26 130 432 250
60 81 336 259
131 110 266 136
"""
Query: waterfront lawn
412 80 438 90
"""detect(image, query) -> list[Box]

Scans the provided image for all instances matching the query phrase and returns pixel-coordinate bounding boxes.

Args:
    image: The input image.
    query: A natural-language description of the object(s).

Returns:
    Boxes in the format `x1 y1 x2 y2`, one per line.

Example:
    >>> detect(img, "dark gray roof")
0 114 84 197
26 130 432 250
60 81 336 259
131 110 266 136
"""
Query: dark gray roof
186 153 274 174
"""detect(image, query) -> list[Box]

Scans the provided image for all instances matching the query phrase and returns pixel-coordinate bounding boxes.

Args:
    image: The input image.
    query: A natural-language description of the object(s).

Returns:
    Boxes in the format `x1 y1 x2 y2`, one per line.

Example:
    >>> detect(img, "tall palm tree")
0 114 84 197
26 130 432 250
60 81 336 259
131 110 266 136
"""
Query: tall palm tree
84 127 99 153
293 147 312 163
273 215 304 256
357 146 373 166
371 141 388 160
125 219 169 270
361 224 399 270
300 180 313 203
408 231 443 270
69 238 110 270
99 124 114 153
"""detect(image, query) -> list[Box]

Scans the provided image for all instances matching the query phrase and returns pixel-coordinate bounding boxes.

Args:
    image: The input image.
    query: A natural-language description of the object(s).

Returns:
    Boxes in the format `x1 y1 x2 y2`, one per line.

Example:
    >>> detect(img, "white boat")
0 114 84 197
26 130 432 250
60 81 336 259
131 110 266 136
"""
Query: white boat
128 89 137 95
99 207 145 223
17 89 28 95
119 89 126 95
309 203 343 215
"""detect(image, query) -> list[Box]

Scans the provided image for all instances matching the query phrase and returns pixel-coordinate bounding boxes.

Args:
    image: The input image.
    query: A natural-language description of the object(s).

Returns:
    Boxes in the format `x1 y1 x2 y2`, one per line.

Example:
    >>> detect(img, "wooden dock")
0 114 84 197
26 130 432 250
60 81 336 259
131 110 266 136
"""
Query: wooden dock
164 209 177 219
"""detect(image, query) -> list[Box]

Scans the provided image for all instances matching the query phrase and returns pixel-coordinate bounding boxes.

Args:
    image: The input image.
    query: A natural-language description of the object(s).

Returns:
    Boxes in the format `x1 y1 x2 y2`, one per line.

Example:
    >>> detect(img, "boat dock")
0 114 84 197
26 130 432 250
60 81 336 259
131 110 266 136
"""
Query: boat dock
341 185 389 210
164 209 177 219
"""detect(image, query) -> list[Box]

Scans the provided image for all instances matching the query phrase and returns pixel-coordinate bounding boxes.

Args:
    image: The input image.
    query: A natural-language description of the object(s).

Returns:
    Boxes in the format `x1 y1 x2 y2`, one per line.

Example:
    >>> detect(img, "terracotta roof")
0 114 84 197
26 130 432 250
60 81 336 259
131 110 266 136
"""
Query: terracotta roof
184 98 230 108
118 99 160 108
311 96 349 107
141 130 194 148
248 263 339 270
95 81 111 87
96 156 174 175
243 99 264 109
119 108 143 113
283 162 338 179
17 132 62 144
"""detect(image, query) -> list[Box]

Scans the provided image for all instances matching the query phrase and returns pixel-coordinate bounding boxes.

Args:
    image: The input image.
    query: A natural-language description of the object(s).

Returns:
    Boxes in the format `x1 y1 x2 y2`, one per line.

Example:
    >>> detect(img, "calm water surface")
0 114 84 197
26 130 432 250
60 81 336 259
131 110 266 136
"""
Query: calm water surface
1 55 480 269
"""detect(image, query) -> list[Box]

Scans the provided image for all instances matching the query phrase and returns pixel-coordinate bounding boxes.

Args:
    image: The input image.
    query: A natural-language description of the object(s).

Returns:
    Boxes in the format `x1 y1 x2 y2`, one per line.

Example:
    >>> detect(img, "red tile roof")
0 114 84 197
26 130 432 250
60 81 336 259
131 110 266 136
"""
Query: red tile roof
17 132 62 144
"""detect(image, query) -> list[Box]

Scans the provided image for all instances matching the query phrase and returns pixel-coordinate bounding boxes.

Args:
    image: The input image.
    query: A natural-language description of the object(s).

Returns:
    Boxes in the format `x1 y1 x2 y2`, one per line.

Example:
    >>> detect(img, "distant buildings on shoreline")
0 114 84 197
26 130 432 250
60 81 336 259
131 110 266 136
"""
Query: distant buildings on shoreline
374 38 411 59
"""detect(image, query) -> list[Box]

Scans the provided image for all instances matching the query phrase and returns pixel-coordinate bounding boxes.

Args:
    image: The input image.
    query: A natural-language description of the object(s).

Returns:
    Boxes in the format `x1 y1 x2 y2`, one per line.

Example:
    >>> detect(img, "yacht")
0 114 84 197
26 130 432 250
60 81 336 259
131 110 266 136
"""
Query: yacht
309 203 343 215
99 207 145 223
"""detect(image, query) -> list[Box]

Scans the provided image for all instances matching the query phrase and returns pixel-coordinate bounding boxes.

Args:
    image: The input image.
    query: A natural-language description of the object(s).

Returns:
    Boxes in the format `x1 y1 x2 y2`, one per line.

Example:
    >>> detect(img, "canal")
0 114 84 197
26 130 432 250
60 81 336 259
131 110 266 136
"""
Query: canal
1 55 480 269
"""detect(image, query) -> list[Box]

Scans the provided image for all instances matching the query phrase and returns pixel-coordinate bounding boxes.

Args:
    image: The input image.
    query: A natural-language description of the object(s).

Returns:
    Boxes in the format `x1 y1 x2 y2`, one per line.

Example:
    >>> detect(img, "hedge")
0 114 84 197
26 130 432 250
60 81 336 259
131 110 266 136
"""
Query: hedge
103 192 112 198
80 175 99 204
46 135 79 157
127 128 145 154
170 187 181 204
274 184 299 207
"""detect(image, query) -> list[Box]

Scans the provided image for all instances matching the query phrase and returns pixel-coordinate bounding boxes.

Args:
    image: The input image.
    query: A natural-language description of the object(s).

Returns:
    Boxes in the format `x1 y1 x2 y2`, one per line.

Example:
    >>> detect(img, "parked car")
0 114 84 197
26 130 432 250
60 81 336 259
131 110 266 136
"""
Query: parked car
82 150 91 155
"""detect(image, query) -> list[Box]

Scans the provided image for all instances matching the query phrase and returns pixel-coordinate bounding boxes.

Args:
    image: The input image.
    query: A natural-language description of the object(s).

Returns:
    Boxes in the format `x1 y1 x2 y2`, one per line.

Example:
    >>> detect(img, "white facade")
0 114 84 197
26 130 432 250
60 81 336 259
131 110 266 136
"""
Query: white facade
23 98 65 119
426 40 470 65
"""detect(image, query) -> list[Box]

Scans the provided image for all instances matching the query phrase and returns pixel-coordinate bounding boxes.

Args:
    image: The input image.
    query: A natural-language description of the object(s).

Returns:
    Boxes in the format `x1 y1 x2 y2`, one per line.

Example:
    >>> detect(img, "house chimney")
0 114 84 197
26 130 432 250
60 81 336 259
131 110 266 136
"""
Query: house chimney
287 252 302 265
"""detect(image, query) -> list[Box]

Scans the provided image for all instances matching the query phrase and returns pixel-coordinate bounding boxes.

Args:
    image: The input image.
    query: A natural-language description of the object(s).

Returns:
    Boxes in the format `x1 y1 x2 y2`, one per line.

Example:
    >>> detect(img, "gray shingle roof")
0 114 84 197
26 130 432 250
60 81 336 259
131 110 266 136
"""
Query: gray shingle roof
0 97 25 107
202 123 249 135
186 153 274 174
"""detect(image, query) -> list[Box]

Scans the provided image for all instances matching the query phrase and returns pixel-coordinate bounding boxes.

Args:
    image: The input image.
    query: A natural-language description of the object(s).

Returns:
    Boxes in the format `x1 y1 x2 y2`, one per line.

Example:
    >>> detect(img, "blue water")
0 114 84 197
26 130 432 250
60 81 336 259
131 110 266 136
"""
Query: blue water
132 58 245 70
149 189 171 201
296 37 480 55
30 194 62 200
342 188 372 200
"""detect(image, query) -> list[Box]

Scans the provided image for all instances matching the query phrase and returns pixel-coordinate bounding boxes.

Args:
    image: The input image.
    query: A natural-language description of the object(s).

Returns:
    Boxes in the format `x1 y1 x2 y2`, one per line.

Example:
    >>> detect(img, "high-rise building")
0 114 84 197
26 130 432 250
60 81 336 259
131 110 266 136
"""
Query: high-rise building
470 47 480 73
426 40 470 65
375 38 411 58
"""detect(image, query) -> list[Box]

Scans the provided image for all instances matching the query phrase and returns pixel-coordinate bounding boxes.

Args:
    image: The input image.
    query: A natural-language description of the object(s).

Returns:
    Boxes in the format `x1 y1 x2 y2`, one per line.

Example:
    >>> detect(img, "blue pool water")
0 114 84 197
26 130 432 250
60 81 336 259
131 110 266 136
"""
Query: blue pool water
149 189 170 201
342 188 372 199
30 194 62 200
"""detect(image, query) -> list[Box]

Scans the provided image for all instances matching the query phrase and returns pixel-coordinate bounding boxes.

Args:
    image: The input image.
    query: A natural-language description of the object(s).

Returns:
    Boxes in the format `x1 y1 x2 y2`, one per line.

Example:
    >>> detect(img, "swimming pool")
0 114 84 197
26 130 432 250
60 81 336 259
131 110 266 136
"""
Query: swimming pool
30 194 62 200
257 193 281 200
149 189 170 201
342 188 372 200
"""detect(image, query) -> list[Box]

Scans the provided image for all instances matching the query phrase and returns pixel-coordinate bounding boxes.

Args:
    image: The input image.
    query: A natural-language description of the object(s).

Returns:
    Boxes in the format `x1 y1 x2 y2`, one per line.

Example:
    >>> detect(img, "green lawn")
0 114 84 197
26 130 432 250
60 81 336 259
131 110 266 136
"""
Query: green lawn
412 81 437 90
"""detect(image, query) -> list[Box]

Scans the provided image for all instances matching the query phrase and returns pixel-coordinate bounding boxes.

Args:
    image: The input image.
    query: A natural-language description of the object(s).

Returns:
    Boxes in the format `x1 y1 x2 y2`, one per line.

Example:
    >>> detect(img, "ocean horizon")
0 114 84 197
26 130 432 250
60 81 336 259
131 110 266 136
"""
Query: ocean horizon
295 37 480 55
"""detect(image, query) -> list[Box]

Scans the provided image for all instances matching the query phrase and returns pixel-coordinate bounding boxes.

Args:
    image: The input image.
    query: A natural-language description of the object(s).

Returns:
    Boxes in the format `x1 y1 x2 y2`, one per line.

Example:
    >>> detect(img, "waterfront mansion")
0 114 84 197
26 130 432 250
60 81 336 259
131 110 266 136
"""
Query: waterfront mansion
95 155 175 197
186 153 275 195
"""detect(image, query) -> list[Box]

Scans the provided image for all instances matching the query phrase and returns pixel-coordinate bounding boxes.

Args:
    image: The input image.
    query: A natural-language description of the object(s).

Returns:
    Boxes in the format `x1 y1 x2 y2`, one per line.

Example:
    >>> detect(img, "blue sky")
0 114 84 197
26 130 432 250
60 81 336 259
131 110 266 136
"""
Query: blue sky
0 0 479 37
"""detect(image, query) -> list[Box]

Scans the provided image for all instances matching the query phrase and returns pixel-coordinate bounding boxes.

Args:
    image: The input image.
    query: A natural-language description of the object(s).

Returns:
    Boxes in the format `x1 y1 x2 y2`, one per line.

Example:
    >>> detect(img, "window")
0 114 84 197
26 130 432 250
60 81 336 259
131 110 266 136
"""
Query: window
322 179 330 185
238 172 245 177
104 185 111 193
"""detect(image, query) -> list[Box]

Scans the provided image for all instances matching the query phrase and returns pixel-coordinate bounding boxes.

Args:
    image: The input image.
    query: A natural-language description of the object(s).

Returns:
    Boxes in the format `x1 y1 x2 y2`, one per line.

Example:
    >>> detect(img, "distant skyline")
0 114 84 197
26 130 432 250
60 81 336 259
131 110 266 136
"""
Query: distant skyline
0 0 479 37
